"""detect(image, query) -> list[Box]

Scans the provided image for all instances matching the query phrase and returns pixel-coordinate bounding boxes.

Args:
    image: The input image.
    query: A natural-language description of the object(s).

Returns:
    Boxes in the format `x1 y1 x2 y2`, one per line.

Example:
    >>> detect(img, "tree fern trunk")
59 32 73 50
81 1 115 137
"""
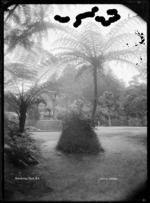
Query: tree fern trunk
19 106 27 133
92 66 98 121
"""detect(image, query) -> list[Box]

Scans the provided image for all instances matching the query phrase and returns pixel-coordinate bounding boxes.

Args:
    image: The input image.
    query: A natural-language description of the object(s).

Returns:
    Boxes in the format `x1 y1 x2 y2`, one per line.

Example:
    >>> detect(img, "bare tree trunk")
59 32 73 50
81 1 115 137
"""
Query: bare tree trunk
92 66 98 122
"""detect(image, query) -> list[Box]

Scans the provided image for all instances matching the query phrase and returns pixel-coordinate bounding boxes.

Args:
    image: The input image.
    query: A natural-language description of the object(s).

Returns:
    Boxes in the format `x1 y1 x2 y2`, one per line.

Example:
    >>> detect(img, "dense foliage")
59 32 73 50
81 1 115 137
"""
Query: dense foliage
4 114 41 200
120 83 147 126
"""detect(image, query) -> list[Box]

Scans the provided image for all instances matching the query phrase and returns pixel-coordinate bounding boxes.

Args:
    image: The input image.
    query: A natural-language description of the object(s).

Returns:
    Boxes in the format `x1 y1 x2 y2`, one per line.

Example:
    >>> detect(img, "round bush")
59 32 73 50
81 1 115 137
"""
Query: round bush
56 112 104 154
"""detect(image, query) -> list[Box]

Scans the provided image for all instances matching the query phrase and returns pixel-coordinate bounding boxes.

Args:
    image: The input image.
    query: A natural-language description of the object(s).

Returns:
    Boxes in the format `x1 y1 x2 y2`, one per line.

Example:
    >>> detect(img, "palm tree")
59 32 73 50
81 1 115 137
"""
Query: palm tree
53 16 146 122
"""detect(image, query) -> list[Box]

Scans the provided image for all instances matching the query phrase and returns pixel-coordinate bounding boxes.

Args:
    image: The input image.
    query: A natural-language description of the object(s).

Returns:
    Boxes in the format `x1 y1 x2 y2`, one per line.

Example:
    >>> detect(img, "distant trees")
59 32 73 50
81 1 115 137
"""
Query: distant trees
120 83 147 126
98 91 115 126
80 69 125 104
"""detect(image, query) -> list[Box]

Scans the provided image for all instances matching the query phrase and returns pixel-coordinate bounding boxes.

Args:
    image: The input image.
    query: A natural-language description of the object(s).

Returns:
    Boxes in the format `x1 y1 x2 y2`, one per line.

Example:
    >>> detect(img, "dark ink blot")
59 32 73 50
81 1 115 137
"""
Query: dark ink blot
136 63 138 65
140 57 142 60
73 6 99 28
95 16 110 26
54 15 70 23
135 31 145 45
95 9 120 26
92 6 99 13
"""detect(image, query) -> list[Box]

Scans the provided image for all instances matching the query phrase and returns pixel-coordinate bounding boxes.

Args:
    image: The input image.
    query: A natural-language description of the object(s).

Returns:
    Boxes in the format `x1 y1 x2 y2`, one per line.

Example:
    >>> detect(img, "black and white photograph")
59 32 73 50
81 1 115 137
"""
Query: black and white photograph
3 2 147 202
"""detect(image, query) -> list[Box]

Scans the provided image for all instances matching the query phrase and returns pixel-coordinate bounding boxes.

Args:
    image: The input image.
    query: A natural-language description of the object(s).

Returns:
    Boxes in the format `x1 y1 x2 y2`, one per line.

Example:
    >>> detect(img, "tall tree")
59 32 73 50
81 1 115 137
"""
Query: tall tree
53 16 146 123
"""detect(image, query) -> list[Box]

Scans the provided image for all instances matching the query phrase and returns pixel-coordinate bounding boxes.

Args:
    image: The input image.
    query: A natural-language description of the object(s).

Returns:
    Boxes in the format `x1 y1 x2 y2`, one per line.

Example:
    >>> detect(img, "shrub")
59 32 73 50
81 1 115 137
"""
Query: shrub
56 112 104 154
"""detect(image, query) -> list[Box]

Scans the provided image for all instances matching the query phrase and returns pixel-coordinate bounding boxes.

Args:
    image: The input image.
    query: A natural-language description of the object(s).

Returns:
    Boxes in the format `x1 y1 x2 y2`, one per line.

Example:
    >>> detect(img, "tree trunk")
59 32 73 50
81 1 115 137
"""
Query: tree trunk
108 112 112 126
92 66 98 122
19 106 27 133
48 110 51 119
52 95 56 120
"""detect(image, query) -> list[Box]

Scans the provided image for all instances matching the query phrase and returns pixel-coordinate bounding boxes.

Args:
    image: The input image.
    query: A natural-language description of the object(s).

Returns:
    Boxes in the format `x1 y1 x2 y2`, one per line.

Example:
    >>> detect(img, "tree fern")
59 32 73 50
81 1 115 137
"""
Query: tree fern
52 16 146 120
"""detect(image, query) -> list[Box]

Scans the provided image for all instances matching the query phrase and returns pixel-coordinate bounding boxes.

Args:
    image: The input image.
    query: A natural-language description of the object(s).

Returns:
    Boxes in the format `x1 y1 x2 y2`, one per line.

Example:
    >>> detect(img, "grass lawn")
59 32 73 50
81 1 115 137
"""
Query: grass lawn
11 127 147 201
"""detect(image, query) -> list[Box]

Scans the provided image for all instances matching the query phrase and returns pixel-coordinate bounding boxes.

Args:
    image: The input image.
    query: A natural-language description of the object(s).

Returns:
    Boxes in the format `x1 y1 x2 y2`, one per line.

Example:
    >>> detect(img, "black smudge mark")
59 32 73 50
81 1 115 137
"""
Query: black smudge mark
95 9 120 26
73 6 99 28
54 15 70 23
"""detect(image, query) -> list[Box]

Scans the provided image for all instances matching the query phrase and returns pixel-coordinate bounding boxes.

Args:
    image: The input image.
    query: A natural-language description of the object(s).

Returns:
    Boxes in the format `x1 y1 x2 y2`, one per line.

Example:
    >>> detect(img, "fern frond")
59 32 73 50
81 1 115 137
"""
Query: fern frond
106 15 146 38
103 33 143 53
5 62 38 80
79 28 105 56
52 36 91 57
4 4 66 54
105 45 146 67
56 50 92 64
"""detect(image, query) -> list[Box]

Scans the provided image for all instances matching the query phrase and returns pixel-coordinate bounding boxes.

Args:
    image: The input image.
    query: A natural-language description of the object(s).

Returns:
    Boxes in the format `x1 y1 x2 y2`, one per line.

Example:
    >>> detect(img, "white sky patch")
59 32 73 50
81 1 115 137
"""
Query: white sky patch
110 61 139 86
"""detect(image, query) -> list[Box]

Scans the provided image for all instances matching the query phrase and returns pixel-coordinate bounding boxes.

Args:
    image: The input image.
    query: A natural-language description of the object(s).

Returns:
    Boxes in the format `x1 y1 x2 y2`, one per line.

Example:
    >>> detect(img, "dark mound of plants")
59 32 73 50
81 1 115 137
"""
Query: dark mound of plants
56 112 104 154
